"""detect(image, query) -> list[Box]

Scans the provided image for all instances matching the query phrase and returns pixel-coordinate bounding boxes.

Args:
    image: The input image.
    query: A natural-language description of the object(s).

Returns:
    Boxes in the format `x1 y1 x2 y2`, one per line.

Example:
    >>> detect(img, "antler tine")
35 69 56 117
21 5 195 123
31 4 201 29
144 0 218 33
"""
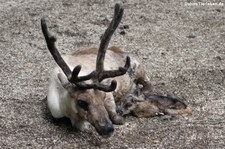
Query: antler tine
97 80 117 92
69 65 95 83
76 80 117 92
41 18 72 78
99 56 130 82
96 4 124 73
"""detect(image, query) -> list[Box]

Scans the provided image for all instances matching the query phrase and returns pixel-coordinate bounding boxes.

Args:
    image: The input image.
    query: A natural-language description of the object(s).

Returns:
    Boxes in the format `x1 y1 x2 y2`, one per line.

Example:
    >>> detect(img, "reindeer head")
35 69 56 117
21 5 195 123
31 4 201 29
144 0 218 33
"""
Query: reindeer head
41 4 130 137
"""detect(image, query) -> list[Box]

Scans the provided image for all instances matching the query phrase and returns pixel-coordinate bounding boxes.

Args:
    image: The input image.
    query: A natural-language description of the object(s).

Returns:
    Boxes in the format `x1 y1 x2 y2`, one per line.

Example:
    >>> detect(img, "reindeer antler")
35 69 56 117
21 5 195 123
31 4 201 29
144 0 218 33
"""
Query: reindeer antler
41 18 72 78
41 4 130 92
96 4 130 82
96 3 124 74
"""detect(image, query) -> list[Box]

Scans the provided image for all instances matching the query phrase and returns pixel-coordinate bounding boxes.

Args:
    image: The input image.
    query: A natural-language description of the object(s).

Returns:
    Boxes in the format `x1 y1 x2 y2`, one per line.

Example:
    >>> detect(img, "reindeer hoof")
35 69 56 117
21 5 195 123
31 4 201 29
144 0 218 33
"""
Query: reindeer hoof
111 115 124 125
159 115 175 121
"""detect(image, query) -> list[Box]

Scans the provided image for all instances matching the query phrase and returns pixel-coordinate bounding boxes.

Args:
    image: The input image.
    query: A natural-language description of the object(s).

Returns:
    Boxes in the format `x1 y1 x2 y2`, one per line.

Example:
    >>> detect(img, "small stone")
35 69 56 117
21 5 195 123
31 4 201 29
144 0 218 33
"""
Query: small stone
120 30 126 35
187 35 196 38
215 56 222 61
25 63 33 68
215 9 221 12
123 25 129 29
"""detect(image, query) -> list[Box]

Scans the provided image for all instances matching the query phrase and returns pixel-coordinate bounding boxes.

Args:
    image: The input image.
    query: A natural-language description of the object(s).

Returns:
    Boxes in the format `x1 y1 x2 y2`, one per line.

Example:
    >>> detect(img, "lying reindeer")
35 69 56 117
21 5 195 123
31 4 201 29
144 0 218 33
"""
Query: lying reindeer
41 4 191 138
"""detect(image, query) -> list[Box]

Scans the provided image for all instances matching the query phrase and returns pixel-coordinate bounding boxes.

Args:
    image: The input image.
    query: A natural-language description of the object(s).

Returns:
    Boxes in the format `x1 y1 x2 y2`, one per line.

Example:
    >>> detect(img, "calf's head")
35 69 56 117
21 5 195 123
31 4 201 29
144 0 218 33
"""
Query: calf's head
42 4 130 137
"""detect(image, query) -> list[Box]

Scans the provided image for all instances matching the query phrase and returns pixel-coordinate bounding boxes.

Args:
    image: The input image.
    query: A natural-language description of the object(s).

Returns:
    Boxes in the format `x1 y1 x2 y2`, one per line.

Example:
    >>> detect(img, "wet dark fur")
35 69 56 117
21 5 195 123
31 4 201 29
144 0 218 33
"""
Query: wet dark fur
144 93 187 110
118 93 192 118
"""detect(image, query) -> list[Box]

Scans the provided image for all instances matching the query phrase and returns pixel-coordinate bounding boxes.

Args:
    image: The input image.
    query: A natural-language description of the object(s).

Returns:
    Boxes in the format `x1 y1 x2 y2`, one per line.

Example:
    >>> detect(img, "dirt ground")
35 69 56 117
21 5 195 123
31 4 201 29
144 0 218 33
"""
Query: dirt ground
0 0 225 148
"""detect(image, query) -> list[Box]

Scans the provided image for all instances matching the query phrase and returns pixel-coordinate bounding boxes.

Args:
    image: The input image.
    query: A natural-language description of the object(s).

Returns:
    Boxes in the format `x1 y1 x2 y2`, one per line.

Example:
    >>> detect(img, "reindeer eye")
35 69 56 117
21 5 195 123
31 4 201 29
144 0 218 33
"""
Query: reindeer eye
77 100 89 111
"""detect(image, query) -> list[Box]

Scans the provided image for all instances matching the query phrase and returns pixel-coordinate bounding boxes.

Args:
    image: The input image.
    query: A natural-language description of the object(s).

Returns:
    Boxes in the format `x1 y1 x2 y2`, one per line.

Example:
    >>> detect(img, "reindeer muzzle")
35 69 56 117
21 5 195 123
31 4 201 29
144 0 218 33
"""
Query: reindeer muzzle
95 120 114 138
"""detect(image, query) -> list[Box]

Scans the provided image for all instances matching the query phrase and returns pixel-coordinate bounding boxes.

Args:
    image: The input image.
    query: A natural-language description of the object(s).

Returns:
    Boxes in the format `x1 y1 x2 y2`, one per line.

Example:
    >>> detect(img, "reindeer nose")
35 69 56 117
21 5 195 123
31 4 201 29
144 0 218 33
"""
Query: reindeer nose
98 122 114 138
105 122 114 134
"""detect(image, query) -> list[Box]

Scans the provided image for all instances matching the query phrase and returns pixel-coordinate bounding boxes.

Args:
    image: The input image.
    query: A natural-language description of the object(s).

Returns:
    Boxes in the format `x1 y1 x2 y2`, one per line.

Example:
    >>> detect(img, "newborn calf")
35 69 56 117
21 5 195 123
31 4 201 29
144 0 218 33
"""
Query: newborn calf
118 93 192 118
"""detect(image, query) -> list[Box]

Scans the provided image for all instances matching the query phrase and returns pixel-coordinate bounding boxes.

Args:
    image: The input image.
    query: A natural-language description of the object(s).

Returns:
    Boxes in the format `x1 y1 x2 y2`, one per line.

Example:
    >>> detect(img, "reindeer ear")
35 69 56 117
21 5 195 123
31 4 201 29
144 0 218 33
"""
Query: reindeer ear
57 73 73 90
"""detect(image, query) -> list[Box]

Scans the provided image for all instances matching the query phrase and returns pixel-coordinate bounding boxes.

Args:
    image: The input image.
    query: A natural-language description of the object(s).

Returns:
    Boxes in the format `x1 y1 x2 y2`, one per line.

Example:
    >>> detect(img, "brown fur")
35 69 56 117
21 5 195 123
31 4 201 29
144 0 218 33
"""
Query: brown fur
72 48 99 55
118 94 192 118
108 46 124 54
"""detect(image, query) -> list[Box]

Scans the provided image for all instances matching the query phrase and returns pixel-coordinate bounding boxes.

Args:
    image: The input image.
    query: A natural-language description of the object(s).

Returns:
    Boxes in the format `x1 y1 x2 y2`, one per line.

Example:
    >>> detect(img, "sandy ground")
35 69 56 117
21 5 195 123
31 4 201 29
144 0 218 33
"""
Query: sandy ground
0 0 225 148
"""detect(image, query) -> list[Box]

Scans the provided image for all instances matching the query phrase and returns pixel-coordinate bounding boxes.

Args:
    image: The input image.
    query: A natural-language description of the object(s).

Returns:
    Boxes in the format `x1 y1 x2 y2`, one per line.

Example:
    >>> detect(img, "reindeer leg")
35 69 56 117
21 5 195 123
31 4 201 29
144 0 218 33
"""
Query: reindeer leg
104 93 124 125
133 66 153 95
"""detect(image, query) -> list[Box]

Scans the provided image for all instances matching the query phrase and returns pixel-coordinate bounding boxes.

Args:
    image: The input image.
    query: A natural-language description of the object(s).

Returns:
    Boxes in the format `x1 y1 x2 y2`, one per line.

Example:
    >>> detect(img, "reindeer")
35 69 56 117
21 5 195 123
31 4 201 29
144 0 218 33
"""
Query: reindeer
41 4 191 138
118 93 192 118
